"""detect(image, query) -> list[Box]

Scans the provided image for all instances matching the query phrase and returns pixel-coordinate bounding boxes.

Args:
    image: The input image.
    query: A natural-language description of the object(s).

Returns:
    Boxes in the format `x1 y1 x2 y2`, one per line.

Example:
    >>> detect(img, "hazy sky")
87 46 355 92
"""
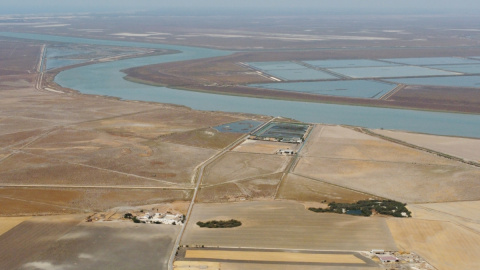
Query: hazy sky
2 0 480 15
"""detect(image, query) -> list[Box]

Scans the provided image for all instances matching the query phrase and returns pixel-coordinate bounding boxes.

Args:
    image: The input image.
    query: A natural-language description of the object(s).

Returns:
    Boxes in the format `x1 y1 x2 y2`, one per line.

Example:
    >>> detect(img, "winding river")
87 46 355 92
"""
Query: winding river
1 32 479 138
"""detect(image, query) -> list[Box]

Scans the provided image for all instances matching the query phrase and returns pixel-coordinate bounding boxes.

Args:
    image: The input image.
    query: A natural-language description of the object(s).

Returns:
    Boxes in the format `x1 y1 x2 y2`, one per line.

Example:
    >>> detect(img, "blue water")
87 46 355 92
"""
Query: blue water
389 76 480 88
328 66 458 78
249 80 396 99
382 57 480 66
304 59 399 68
262 68 338 81
214 120 264 133
247 61 306 70
1 32 479 138
431 64 480 74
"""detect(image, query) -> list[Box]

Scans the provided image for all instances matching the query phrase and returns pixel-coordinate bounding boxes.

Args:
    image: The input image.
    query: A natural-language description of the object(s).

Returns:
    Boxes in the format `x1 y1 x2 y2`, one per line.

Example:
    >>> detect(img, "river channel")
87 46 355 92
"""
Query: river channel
1 32 479 138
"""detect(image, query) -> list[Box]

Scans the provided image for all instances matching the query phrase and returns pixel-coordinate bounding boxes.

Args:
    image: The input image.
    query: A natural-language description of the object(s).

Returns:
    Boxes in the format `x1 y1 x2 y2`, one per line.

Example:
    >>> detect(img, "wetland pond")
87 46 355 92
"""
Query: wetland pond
1 32 479 138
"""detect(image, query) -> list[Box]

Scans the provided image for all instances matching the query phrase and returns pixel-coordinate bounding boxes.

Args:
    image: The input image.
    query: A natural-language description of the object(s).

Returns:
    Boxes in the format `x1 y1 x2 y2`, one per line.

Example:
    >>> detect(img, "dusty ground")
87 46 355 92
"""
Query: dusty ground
293 125 480 203
197 173 283 203
388 218 480 270
232 139 299 154
0 188 192 216
181 201 397 251
202 152 290 186
373 129 480 162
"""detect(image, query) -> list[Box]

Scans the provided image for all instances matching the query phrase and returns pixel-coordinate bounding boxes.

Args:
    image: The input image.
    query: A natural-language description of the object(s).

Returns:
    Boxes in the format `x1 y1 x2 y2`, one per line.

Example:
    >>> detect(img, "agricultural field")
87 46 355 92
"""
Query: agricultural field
373 129 480 162
181 201 397 251
276 173 382 203
293 125 480 203
0 216 180 270
408 200 480 234
388 218 480 270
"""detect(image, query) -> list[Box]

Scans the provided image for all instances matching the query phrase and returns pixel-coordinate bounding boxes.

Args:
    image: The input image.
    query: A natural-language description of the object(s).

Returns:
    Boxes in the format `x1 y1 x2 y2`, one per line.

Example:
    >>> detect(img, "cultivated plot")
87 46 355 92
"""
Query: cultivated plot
277 173 381 203
250 80 397 99
295 125 480 203
9 221 180 270
388 218 480 270
373 129 480 162
181 201 397 251
408 200 480 233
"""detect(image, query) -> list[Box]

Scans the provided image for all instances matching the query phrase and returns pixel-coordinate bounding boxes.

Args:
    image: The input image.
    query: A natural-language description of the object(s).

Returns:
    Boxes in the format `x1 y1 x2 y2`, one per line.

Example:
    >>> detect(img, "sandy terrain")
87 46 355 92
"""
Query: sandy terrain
202 152 290 186
388 218 480 270
181 201 397 251
294 125 480 203
373 129 480 162
232 139 299 154
162 127 243 149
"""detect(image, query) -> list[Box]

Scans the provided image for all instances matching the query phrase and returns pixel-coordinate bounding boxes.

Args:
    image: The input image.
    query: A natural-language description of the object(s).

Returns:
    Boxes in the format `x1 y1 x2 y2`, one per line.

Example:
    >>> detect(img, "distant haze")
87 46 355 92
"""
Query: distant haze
2 0 480 15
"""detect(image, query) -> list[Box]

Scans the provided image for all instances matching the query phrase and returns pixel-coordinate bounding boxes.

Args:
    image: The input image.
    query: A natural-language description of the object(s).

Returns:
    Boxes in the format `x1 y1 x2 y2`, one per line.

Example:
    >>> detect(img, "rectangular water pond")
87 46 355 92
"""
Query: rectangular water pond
388 76 480 88
381 57 480 66
213 120 264 133
247 61 307 71
430 64 480 74
249 80 397 99
263 68 338 81
328 66 458 79
250 122 311 143
303 59 399 68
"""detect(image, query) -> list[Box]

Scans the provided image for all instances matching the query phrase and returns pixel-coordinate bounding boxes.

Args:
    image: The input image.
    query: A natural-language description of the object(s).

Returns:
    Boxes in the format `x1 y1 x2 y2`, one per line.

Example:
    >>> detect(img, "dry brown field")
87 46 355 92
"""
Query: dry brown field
0 215 83 270
293 125 480 203
0 216 31 235
0 40 41 76
181 201 397 251
174 261 375 270
408 201 480 234
197 173 282 203
388 218 480 270
202 151 290 186
0 187 191 215
373 129 480 162
276 173 382 203
161 127 243 149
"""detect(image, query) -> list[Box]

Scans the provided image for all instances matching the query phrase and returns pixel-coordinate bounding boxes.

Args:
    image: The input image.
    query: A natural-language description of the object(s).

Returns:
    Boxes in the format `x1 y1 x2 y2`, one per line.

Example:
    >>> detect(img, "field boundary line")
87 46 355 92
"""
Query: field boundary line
290 172 386 200
352 127 480 168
